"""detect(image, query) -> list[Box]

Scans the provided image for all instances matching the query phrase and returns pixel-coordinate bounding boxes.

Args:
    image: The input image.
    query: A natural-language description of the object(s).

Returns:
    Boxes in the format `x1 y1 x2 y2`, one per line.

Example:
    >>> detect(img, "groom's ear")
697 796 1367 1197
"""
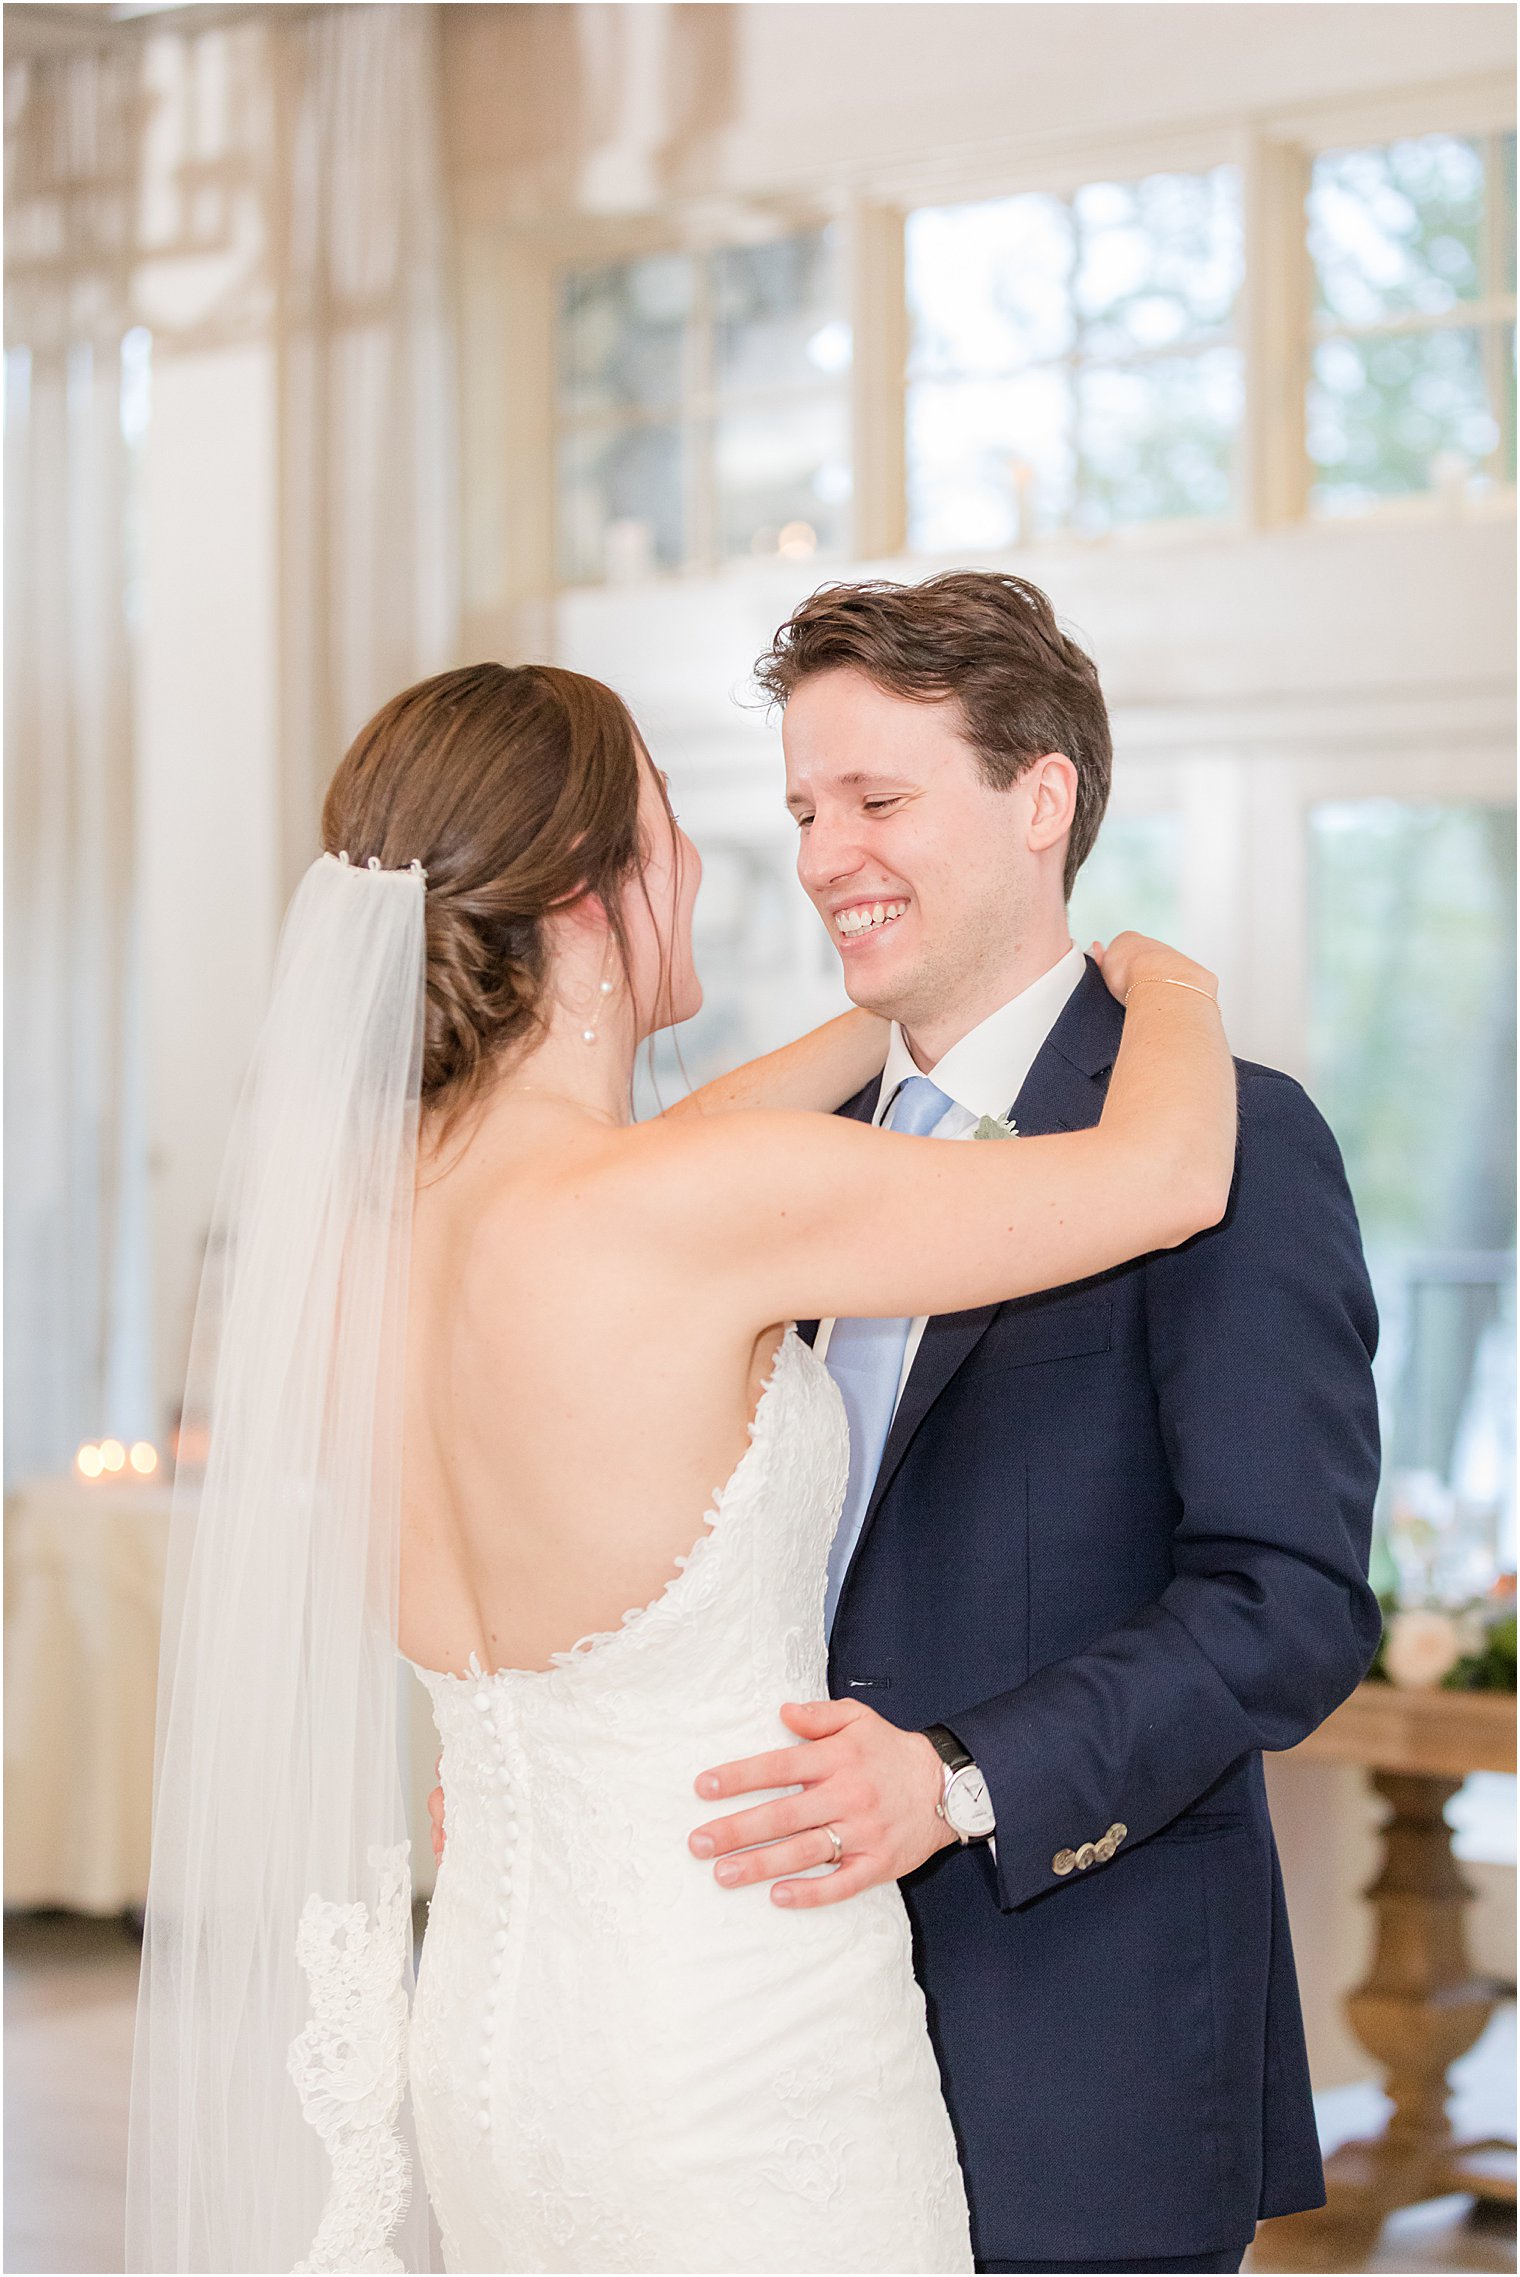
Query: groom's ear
1024 754 1079 857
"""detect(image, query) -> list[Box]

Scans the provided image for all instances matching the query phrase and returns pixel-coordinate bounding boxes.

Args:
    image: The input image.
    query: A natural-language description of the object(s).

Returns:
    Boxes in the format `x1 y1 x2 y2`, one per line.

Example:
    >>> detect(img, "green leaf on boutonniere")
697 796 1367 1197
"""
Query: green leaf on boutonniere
972 1113 1019 1141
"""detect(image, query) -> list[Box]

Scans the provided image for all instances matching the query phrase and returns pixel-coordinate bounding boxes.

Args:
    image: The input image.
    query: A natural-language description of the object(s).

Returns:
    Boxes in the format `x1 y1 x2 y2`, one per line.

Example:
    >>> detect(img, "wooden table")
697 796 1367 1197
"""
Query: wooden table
1251 1683 1516 2271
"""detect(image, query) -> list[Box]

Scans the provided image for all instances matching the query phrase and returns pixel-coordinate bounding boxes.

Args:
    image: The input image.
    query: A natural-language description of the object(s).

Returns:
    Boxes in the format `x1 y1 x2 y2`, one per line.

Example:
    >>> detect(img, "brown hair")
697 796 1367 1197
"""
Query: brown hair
753 571 1111 896
322 661 667 1122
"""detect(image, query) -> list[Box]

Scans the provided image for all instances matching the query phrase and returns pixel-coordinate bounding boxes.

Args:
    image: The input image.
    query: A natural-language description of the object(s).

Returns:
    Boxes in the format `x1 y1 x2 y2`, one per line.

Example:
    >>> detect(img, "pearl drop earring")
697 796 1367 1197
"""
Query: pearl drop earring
582 975 615 1045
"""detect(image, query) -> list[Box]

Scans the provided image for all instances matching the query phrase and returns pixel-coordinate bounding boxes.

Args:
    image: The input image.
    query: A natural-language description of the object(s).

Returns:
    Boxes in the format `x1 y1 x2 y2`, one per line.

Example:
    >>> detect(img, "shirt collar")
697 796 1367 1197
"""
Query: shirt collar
875 943 1087 1125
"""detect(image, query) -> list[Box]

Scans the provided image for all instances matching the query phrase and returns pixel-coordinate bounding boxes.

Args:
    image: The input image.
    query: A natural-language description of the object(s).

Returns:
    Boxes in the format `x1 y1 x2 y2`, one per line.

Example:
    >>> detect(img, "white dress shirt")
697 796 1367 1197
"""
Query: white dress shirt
815 942 1087 1406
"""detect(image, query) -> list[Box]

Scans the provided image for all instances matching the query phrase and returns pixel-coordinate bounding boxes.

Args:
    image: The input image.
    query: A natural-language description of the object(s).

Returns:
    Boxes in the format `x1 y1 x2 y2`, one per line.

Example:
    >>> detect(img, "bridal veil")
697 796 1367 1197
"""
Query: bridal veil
127 852 433 2272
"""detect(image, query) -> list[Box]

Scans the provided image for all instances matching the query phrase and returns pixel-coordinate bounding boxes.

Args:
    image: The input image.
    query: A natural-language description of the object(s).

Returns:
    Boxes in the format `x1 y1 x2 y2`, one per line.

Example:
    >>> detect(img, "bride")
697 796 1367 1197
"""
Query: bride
127 661 1235 2274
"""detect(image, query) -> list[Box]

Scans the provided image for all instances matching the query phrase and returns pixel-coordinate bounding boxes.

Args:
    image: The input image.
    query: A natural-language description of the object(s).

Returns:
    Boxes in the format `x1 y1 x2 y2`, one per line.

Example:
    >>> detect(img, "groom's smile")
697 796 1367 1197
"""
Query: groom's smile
830 895 911 945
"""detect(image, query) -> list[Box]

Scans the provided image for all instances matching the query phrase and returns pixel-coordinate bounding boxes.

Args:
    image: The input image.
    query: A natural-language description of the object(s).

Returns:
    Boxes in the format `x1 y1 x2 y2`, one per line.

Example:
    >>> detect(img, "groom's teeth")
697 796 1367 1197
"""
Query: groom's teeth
836 900 906 937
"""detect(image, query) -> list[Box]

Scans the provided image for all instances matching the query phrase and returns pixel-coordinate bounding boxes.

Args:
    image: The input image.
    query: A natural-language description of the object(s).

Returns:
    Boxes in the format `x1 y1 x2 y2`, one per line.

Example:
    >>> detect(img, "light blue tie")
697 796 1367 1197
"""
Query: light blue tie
822 1075 954 1635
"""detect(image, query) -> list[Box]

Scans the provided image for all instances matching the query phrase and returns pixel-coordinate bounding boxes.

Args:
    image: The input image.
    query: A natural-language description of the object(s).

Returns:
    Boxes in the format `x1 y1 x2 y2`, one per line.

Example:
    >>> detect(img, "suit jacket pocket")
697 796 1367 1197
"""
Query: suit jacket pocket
1147 1810 1253 1846
976 1287 1114 1371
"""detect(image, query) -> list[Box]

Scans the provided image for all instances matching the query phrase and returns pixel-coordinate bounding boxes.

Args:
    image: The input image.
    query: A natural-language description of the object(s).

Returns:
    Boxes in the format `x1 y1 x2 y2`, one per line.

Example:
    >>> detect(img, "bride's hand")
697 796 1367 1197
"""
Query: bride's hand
1089 932 1217 1009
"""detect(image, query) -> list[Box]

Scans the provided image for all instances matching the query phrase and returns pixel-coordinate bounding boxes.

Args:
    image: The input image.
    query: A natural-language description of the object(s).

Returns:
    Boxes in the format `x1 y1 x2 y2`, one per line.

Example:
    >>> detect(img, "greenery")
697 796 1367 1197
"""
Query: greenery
1366 1590 1518 1693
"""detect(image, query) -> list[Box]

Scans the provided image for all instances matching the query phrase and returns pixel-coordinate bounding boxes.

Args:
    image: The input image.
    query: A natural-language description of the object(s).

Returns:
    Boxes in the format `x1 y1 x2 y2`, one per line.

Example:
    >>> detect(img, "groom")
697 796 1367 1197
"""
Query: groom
688 571 1382 2274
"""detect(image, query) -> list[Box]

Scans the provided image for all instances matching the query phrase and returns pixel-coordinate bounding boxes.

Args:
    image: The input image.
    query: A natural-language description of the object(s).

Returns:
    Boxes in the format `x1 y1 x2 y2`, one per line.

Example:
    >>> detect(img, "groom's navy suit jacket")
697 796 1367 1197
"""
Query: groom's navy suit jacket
802 961 1381 2266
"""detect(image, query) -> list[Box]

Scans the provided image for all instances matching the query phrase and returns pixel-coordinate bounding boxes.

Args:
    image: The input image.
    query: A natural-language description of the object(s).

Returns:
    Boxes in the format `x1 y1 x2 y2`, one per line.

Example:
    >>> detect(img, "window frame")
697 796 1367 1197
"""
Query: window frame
901 159 1251 554
1298 123 1517 520
1252 79 1516 526
471 72 1515 606
548 212 856 587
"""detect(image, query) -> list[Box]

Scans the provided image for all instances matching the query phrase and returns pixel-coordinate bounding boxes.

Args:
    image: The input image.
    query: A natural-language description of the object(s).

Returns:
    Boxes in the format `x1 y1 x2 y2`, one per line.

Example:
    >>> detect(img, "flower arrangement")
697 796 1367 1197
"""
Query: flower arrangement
1367 1575 1517 1693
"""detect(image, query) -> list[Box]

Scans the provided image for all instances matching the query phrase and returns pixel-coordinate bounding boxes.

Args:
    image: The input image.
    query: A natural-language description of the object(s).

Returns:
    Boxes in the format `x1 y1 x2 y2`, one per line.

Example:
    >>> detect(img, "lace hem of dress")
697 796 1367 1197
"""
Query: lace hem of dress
288 1841 413 2275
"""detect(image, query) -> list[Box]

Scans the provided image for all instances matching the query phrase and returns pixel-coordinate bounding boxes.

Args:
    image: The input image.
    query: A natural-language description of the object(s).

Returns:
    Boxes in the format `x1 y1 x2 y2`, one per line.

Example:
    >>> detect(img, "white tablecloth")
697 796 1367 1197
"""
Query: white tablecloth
4 1474 173 1913
4 1472 440 1913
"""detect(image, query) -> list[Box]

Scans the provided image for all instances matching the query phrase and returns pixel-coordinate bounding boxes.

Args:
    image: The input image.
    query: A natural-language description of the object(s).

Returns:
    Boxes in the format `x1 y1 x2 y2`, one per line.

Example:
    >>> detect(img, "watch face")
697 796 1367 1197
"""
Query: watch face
947 1766 996 1839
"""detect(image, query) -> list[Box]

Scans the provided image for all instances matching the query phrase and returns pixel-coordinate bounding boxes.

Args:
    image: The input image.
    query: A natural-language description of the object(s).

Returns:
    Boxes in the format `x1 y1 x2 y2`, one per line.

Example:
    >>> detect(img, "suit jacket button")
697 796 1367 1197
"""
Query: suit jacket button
1052 1849 1077 1876
1095 1835 1117 1863
1108 1823 1128 1844
1075 1842 1097 1870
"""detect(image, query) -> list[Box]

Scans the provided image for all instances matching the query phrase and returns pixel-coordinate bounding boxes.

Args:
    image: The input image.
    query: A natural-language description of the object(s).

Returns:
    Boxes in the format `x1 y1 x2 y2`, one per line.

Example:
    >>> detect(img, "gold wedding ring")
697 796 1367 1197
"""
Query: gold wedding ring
823 1824 844 1866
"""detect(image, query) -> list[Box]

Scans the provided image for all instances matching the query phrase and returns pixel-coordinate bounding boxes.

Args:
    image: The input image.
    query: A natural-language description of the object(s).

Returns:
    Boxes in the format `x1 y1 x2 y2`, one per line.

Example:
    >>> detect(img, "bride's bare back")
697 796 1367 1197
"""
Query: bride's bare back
401 1108 789 1676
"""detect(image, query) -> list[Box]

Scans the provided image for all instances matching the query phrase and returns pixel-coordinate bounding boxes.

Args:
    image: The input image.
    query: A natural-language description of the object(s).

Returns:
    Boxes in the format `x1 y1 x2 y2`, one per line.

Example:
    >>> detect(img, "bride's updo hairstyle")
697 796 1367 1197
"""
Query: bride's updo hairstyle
323 661 667 1122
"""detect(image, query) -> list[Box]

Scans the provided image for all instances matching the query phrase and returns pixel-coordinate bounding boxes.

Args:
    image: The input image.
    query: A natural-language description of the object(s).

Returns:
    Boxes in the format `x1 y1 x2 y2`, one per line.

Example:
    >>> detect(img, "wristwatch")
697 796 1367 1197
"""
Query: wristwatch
924 1723 997 1844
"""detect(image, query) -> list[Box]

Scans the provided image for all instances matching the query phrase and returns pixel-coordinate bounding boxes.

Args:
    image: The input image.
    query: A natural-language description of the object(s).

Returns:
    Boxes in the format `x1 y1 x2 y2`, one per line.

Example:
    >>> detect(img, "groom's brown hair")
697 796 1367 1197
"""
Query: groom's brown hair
754 571 1111 898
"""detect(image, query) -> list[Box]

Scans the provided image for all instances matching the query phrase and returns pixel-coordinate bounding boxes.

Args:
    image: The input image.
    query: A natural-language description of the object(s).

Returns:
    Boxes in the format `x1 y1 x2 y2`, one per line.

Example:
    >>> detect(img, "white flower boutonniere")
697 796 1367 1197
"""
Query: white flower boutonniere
972 1113 1019 1141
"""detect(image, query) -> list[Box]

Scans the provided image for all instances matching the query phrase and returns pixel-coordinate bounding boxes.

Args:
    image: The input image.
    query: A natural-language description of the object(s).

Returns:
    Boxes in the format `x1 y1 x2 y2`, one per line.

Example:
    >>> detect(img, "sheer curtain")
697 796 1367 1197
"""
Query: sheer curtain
4 42 149 1484
3 6 459 1480
273 2 460 898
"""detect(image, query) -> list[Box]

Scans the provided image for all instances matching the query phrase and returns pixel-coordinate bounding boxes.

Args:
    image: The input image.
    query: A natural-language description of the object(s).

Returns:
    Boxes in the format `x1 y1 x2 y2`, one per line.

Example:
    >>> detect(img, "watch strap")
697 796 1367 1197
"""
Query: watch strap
923 1722 973 1775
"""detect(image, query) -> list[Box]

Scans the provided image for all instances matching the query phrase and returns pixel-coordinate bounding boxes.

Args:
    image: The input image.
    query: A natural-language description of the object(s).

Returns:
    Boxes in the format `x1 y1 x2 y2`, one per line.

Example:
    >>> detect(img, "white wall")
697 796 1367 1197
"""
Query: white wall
444 2 1515 224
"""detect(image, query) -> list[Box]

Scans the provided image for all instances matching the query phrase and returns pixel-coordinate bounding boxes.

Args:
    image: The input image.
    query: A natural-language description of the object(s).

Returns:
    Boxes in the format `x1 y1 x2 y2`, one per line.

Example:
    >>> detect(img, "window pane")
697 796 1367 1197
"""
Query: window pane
1310 803 1516 1250
1067 812 1183 948
907 369 1074 550
1310 802 1517 1583
1309 135 1486 326
557 423 686 583
558 254 694 417
714 228 849 394
1073 167 1242 359
715 395 850 560
906 166 1243 543
1308 325 1500 511
907 194 1074 379
633 844 816 1113
1075 346 1241 531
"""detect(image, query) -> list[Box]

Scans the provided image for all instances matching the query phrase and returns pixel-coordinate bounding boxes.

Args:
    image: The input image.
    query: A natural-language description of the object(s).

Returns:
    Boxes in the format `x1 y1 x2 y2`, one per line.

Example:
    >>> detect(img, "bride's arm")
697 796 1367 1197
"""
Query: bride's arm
659 1007 889 1119
630 935 1235 1322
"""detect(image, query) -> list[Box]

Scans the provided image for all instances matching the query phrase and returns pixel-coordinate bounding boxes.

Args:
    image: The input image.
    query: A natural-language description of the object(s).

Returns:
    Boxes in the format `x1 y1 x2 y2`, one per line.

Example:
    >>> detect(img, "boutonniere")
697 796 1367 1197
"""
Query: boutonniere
972 1113 1019 1141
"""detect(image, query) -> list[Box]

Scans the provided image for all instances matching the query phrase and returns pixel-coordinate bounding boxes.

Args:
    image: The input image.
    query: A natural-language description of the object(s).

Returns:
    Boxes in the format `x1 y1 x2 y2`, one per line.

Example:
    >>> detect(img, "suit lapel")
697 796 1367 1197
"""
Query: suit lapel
849 964 1123 1544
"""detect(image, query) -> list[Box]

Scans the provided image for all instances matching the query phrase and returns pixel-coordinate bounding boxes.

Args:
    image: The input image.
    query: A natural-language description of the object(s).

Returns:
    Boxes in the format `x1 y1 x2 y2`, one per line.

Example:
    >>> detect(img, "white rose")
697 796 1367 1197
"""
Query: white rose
1384 1607 1464 1690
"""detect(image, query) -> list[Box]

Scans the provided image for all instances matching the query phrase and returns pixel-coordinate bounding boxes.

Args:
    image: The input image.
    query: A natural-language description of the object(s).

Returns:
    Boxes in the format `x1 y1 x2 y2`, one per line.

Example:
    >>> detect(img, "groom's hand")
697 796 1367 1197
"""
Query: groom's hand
688 1698 956 1908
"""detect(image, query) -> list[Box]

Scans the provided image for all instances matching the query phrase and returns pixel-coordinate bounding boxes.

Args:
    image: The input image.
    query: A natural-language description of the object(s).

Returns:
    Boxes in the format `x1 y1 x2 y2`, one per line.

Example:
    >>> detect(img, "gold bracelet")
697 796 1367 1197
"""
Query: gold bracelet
1124 976 1218 1007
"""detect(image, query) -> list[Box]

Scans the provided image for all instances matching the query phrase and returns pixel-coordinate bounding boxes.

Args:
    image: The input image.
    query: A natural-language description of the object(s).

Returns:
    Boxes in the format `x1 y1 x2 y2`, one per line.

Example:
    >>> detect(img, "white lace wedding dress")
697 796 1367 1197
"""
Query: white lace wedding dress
408 1326 973 2273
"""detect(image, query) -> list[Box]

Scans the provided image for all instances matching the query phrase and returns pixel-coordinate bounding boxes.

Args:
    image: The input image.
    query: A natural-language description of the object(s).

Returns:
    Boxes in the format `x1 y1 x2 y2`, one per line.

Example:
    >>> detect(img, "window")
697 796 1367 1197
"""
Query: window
555 229 851 584
631 839 835 1113
1067 812 1184 950
1306 131 1518 515
1309 801 1517 1590
905 167 1243 551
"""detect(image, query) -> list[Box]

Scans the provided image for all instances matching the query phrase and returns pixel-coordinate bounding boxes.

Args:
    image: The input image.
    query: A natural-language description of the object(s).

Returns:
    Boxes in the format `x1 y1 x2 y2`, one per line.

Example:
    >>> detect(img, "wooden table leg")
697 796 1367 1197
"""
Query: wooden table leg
1251 1769 1514 2271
